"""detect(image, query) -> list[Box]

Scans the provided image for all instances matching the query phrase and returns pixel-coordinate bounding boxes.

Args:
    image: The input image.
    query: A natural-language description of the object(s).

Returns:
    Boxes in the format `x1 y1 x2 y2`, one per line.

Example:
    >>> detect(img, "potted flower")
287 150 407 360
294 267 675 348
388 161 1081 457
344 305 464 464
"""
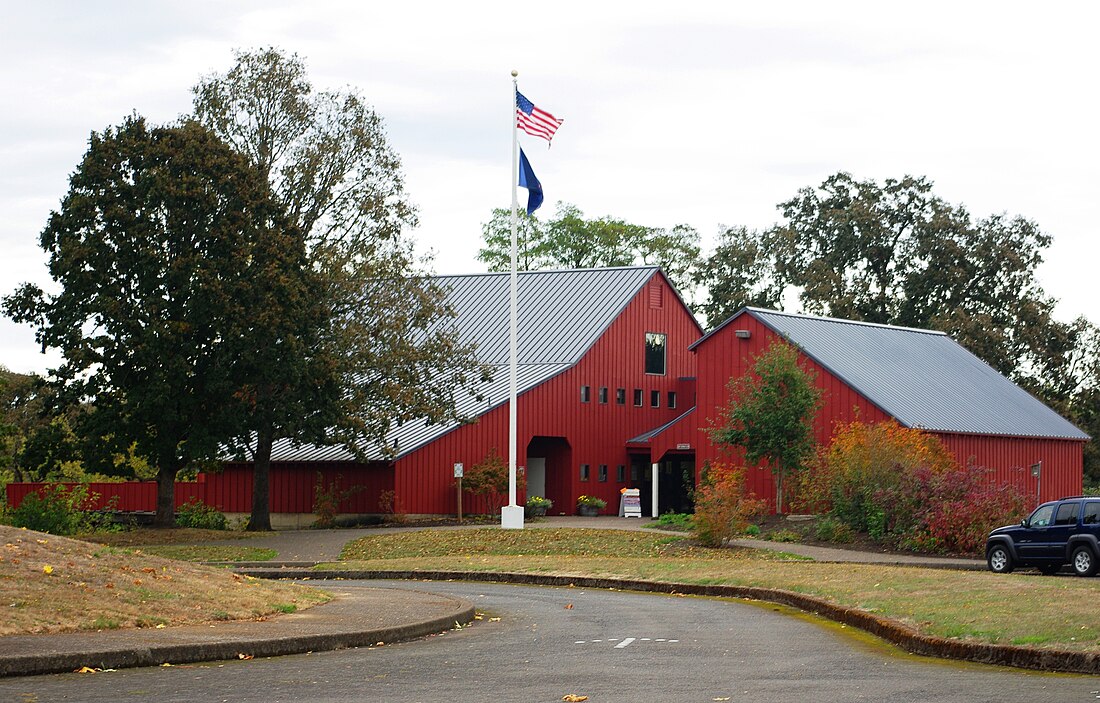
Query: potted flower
525 495 553 517
576 495 607 517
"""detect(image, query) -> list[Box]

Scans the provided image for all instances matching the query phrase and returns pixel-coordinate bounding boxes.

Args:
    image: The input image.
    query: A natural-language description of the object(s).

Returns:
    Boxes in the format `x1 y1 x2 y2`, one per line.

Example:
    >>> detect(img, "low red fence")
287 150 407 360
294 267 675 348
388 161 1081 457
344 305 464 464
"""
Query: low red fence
5 461 394 515
5 480 206 512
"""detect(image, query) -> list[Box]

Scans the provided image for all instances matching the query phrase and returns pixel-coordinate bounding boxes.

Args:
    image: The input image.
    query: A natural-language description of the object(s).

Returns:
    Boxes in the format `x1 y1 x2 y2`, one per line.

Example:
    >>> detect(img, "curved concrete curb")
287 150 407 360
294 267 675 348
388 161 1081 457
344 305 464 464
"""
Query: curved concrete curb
0 587 475 678
243 568 1100 676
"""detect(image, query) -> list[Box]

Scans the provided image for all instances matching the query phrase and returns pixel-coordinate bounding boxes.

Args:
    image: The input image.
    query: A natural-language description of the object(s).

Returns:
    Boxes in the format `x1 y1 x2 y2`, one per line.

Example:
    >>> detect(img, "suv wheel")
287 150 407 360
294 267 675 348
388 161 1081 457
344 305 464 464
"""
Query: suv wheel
1072 546 1098 577
987 544 1013 574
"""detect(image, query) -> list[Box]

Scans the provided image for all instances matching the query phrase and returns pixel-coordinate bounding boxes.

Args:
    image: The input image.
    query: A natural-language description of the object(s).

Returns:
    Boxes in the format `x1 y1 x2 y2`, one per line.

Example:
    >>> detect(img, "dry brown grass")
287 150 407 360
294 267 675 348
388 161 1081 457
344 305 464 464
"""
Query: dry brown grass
0 526 329 635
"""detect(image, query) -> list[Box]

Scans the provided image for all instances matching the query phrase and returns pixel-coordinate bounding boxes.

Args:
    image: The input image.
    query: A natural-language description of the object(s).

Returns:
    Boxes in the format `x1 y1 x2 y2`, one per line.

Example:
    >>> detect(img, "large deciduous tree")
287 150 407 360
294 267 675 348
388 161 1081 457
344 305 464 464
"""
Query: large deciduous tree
709 342 822 514
193 48 486 530
477 202 701 295
3 116 303 526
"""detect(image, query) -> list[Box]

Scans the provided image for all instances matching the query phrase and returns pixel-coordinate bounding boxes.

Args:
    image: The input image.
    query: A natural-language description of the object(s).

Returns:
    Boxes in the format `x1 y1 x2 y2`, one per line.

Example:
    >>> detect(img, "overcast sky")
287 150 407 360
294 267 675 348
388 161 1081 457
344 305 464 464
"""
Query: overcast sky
2 1 1097 375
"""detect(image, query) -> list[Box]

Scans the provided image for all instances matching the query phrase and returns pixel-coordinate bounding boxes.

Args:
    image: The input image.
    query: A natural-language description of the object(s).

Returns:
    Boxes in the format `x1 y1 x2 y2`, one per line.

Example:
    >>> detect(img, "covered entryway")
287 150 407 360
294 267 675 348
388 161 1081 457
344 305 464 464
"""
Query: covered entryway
526 436 571 515
626 408 698 517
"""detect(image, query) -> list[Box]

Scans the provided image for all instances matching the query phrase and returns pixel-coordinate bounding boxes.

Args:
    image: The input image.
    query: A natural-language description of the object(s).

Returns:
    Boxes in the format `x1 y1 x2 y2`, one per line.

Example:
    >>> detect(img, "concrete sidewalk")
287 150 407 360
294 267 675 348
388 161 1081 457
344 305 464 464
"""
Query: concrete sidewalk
0 585 474 678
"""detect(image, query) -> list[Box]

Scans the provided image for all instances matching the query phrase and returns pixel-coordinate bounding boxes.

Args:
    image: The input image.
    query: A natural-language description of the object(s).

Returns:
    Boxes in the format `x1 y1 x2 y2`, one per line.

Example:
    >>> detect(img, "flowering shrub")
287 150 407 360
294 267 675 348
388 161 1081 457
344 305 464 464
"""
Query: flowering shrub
798 421 1028 554
691 463 767 546
526 496 553 509
576 495 607 508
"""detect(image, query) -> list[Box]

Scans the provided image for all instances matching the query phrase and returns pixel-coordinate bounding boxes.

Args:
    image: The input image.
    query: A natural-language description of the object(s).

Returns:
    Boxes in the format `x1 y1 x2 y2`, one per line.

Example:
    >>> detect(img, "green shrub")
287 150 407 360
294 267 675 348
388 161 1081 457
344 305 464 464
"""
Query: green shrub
655 512 694 530
175 498 228 530
744 524 761 537
814 516 854 543
769 528 802 543
10 484 92 535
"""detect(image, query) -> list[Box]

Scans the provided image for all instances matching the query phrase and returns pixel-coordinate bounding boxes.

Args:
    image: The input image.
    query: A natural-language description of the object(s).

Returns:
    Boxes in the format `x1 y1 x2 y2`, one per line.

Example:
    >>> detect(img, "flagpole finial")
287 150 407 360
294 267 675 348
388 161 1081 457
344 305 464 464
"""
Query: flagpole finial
511 70 518 77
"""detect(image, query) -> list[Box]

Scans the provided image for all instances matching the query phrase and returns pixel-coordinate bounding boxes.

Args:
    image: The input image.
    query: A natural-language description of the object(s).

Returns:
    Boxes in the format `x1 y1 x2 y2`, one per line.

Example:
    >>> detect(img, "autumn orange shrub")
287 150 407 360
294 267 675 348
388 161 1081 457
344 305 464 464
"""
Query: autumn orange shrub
797 420 1028 553
691 463 767 546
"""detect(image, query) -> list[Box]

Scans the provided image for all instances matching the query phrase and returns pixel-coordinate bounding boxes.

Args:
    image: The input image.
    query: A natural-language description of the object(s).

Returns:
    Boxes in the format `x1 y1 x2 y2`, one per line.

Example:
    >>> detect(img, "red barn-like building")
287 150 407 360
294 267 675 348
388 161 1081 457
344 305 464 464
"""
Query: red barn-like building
690 308 1090 510
213 266 703 524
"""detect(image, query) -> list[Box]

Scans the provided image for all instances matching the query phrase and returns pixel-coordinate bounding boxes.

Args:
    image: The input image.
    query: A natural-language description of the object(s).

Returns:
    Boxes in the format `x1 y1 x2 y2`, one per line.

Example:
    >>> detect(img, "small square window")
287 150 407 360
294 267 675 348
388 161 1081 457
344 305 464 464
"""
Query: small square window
580 464 590 481
616 465 625 482
668 391 677 409
598 464 608 482
633 389 643 407
615 388 626 405
581 385 591 403
598 387 608 404
650 390 660 407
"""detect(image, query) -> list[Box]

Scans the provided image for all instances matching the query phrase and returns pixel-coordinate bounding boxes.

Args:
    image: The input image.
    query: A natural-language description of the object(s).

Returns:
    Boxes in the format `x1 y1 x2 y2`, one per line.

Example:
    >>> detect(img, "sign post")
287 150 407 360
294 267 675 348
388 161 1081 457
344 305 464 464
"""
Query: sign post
454 463 464 523
1030 461 1042 503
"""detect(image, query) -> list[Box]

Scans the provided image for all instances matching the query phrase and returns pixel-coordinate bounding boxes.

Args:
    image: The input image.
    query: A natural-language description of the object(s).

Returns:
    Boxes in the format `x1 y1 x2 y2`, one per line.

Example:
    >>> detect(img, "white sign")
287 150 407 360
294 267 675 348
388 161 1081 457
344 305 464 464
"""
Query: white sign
620 488 642 518
454 463 464 478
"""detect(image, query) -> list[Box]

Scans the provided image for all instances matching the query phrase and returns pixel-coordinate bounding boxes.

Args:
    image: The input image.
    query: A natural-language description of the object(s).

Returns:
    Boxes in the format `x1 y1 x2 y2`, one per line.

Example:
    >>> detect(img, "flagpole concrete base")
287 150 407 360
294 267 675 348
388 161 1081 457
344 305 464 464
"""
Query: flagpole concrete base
501 504 525 530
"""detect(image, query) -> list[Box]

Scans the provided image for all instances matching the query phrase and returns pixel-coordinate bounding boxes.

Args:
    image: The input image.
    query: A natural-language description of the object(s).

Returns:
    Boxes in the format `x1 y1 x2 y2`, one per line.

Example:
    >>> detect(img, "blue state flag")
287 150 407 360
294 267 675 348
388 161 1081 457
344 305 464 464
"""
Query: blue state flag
518 148 543 215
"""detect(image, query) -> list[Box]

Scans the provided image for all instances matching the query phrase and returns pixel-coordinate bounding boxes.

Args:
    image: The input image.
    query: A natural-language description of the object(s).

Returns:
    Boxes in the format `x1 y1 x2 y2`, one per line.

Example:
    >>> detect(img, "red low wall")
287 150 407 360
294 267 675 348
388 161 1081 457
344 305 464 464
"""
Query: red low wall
5 480 206 511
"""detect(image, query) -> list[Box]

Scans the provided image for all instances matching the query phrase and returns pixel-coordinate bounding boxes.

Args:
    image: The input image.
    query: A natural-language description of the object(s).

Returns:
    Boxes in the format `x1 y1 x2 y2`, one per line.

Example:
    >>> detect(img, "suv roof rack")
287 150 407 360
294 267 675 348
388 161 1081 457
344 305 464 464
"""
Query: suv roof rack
1058 495 1093 500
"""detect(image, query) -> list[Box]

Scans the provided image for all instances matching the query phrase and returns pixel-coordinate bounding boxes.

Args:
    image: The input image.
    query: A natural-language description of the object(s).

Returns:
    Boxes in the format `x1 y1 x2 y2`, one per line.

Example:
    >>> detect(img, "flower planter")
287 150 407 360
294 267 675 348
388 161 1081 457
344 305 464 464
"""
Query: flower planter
578 505 600 517
526 505 548 518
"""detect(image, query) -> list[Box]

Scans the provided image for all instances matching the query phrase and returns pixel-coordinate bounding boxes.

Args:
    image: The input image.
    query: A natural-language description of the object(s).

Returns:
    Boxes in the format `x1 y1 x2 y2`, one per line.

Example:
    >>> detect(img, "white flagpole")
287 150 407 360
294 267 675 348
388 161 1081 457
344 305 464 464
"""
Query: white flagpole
502 70 524 529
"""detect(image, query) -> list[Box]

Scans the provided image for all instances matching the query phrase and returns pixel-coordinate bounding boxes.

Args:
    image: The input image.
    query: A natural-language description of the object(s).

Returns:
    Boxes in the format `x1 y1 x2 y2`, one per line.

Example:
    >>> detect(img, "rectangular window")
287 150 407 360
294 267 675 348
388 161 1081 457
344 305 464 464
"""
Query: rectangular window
616 465 625 482
598 464 608 482
580 464 590 481
651 390 660 407
581 385 591 403
598 387 608 404
615 388 626 405
1085 502 1100 525
668 391 677 409
630 464 640 481
633 389 643 407
1054 502 1079 526
645 332 667 375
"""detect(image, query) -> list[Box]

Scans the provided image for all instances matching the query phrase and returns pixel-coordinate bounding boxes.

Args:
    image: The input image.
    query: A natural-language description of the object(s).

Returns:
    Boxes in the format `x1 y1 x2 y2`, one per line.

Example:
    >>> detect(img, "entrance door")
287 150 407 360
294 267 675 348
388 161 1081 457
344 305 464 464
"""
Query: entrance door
527 457 546 500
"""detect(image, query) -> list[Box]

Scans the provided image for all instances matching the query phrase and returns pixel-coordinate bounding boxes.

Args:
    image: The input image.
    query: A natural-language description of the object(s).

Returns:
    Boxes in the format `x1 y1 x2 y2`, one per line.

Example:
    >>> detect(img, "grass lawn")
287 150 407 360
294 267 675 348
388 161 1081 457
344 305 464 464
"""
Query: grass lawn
136 544 278 562
335 527 1100 652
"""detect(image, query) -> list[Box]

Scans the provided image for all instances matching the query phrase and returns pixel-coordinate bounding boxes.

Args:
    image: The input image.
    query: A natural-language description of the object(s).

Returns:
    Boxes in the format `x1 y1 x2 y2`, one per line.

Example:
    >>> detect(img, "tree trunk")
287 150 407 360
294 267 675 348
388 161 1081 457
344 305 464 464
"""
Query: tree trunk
248 424 274 531
775 467 784 516
154 458 178 528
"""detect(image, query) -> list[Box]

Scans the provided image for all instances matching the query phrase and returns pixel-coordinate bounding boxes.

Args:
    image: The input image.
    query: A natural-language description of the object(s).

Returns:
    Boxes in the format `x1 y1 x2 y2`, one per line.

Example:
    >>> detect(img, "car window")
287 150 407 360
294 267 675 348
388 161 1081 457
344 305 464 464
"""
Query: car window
1029 504 1055 527
1084 502 1100 525
1054 502 1080 526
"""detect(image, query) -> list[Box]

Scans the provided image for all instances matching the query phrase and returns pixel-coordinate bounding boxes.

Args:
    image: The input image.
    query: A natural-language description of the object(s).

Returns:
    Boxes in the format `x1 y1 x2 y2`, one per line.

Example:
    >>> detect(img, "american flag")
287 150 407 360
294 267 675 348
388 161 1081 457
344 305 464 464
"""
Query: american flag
516 90 563 144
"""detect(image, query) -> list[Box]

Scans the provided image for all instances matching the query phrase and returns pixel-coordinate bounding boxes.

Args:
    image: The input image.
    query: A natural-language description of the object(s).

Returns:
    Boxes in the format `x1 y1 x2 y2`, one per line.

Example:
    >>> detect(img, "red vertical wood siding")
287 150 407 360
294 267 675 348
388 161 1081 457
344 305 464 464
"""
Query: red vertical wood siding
937 433 1083 505
395 271 703 515
693 310 1086 512
6 481 203 511
211 462 393 513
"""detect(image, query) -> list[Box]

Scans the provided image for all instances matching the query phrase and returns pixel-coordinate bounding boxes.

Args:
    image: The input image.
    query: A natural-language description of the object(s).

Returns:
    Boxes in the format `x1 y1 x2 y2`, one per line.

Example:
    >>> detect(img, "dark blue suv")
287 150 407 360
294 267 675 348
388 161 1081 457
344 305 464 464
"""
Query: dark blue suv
986 497 1100 576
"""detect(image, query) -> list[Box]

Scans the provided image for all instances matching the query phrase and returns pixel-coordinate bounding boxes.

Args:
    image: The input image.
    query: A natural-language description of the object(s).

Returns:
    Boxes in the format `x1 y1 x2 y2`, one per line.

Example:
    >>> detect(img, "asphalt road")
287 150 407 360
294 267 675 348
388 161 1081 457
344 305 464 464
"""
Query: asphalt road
2 580 1095 702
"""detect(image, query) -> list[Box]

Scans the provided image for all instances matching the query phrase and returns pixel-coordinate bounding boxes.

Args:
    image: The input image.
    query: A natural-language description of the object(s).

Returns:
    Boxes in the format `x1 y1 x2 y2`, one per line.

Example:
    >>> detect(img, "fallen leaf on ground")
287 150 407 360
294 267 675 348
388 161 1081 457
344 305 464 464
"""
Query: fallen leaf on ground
43 565 53 574
75 666 101 674
562 695 588 702
238 653 253 660
564 604 574 610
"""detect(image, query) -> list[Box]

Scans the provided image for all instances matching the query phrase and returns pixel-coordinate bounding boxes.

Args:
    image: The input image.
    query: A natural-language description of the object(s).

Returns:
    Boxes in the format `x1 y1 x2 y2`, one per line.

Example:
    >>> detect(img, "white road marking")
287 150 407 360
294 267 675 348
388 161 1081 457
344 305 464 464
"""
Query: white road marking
615 637 636 649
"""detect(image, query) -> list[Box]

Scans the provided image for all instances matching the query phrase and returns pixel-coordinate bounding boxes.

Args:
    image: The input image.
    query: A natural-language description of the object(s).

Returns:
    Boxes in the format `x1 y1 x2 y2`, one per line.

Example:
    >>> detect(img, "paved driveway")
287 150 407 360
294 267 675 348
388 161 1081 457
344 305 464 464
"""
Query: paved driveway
2 581 1087 702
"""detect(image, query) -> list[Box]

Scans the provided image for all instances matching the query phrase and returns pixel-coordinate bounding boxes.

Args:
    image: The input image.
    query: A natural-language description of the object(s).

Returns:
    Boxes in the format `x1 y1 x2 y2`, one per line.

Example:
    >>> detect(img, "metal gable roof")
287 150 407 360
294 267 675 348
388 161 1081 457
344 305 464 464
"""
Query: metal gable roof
436 266 661 365
267 266 663 462
745 308 1089 441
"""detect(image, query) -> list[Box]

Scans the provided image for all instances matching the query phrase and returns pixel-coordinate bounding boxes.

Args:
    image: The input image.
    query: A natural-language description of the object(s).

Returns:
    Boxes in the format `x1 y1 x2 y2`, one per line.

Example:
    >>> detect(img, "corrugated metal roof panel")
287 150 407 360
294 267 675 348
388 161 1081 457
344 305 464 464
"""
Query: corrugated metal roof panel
749 308 1089 441
437 266 659 365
